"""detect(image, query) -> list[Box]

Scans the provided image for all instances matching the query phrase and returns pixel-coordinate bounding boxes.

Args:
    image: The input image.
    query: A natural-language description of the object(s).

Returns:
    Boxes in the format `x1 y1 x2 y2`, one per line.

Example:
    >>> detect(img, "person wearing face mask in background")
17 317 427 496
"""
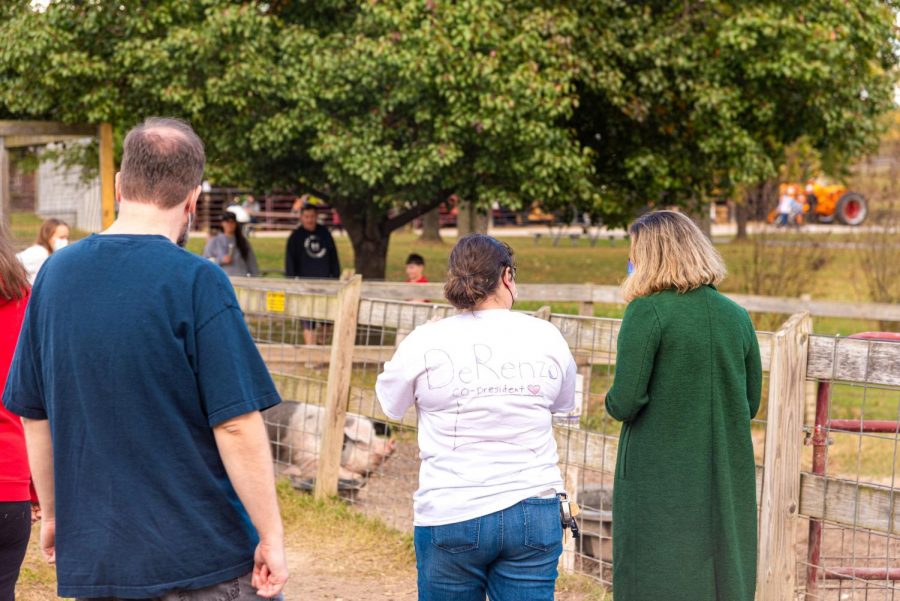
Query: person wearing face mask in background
16 219 69 284
3 117 288 600
376 234 578 601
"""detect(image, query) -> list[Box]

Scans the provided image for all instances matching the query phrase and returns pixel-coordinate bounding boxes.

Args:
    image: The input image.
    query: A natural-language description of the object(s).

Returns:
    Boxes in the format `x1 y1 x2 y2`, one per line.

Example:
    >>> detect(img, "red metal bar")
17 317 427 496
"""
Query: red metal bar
828 420 900 433
805 381 832 599
848 332 900 342
823 567 900 580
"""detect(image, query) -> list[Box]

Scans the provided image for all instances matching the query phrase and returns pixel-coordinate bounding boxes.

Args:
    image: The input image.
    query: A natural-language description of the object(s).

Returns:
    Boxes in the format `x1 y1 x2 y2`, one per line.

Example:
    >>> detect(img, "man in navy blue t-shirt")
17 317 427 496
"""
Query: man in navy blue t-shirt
2 118 288 600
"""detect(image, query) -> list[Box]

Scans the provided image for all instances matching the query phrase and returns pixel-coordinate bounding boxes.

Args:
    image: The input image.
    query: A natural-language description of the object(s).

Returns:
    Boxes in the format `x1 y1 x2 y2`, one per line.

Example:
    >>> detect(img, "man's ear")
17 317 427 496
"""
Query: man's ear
114 173 122 203
186 185 201 214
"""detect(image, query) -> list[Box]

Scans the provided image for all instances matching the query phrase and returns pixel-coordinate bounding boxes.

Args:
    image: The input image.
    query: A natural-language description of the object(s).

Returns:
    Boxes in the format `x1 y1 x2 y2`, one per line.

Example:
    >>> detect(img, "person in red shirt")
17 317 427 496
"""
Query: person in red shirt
405 253 428 284
405 254 429 303
0 222 33 601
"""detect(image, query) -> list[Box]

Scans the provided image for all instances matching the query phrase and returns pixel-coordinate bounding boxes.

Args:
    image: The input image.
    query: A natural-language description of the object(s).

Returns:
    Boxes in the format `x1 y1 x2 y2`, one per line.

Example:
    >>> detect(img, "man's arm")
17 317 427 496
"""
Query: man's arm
213 411 288 597
21 417 56 563
326 231 341 278
284 233 297 277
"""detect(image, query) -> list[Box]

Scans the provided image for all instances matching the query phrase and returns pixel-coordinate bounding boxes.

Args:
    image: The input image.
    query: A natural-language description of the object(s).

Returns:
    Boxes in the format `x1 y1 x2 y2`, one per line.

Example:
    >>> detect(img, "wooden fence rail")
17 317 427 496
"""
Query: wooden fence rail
231 277 900 323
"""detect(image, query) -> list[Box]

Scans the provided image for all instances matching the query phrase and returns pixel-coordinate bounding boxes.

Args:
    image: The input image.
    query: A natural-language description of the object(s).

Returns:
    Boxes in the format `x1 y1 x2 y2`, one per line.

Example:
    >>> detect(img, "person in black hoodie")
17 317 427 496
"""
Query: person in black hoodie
285 203 341 345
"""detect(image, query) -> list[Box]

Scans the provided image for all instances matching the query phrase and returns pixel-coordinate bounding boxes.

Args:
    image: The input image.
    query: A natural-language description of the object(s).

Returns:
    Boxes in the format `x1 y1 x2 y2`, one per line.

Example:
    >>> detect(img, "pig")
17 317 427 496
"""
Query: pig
264 401 396 485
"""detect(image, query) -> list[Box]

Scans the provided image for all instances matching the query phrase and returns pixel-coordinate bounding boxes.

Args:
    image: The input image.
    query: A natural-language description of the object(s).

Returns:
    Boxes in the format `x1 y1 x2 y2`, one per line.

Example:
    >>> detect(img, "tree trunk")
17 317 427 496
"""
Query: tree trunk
735 201 749 240
740 180 779 237
331 195 446 280
351 233 390 280
331 197 392 280
457 200 489 237
691 199 712 238
419 207 442 242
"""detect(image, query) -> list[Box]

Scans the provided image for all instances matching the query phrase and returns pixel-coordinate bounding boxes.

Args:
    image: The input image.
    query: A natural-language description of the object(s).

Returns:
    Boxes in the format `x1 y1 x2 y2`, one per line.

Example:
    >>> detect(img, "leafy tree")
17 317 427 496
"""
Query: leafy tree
1 1 896 276
0 0 593 277
568 0 899 227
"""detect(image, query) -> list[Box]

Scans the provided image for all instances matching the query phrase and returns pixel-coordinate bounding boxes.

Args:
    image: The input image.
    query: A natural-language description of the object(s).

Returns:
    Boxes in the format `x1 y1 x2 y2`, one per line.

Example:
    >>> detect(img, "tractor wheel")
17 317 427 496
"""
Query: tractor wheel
836 192 868 226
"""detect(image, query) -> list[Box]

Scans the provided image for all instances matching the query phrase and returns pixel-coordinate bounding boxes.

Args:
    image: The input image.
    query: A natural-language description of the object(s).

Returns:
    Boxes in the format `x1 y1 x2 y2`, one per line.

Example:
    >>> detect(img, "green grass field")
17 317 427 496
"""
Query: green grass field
237 228 890 335
10 210 890 336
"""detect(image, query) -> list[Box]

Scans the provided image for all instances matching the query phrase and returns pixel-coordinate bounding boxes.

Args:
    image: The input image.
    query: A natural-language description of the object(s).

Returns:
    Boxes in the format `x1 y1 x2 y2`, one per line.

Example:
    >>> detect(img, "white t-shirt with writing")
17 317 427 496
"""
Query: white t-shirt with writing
375 309 577 526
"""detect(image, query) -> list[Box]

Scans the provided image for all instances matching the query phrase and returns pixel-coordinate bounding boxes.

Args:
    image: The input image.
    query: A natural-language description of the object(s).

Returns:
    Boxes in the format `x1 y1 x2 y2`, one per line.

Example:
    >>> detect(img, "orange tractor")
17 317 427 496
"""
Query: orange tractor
767 181 868 226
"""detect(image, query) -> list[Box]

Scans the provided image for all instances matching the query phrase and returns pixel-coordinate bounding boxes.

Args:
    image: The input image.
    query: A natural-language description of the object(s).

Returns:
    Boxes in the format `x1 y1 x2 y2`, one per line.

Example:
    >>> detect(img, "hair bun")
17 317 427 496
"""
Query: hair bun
443 234 515 310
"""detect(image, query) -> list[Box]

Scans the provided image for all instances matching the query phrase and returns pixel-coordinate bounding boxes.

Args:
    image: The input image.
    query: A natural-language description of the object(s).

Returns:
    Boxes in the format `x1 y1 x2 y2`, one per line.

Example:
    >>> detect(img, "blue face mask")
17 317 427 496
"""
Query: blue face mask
627 260 634 276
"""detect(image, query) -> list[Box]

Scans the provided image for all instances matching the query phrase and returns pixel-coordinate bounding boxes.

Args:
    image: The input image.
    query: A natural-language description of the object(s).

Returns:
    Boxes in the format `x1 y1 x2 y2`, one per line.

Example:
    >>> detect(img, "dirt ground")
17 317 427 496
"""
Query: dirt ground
281 546 601 601
16 487 605 601
282 541 418 600
17 536 419 601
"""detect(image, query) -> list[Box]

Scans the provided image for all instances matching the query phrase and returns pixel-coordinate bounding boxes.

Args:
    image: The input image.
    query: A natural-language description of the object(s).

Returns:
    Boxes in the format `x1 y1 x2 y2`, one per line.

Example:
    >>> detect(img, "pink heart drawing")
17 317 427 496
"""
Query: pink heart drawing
527 384 541 395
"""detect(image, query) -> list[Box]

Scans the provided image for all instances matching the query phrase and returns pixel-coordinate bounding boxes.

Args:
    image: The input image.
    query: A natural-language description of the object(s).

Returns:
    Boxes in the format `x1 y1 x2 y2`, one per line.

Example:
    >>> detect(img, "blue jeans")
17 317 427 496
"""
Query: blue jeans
414 497 562 601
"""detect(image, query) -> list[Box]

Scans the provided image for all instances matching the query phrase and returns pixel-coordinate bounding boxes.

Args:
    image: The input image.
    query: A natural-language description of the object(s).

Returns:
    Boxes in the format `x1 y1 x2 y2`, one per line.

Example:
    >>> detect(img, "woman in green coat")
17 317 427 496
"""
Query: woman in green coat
606 210 762 601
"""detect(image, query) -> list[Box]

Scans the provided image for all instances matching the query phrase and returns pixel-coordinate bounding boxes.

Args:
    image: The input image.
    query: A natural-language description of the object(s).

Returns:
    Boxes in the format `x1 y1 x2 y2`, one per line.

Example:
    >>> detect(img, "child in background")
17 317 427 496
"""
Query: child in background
405 253 428 283
405 253 428 302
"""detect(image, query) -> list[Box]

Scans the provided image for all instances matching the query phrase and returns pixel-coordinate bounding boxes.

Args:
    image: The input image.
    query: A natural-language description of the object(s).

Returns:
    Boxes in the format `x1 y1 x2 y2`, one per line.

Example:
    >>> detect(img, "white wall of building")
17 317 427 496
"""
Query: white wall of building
36 142 102 232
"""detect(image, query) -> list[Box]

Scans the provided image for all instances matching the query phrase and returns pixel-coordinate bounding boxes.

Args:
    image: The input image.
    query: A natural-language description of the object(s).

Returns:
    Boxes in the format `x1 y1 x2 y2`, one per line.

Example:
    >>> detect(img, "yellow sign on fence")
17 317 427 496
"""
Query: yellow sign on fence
265 291 286 313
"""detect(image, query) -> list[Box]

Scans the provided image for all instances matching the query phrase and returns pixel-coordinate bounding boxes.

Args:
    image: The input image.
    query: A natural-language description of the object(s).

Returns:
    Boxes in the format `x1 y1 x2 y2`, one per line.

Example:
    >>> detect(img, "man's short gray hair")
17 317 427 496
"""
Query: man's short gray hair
119 117 205 209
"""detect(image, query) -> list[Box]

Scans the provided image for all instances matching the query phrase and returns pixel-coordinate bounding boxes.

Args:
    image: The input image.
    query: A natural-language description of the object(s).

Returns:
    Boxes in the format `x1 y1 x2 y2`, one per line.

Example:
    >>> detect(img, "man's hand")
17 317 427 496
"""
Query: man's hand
40 517 56 564
252 538 288 598
213 411 288 597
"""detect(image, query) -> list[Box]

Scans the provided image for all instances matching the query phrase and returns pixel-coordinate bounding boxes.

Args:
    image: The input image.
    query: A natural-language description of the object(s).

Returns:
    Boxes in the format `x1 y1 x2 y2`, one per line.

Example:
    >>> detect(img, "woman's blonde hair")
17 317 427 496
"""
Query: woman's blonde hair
621 210 726 302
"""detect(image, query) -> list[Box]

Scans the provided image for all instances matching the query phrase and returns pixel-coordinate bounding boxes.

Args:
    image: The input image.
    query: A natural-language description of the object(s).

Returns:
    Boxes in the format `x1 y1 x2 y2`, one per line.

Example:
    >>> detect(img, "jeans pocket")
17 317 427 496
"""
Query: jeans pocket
430 516 481 553
522 497 562 552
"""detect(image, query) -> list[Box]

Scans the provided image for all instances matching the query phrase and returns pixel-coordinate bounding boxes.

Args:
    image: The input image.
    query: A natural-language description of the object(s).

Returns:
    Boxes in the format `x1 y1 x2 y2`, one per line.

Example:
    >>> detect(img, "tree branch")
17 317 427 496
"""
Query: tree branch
385 195 450 233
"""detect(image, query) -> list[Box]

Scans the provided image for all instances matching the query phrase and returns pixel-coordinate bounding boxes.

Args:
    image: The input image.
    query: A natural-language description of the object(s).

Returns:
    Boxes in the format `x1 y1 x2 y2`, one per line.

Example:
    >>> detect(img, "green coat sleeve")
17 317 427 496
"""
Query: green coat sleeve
745 321 763 419
606 297 661 422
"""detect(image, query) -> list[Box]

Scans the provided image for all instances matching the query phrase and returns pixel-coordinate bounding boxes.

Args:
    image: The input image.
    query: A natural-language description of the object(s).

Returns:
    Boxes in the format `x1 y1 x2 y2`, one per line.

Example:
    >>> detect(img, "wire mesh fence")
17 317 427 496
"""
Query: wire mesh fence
798 334 900 601
234 277 900 599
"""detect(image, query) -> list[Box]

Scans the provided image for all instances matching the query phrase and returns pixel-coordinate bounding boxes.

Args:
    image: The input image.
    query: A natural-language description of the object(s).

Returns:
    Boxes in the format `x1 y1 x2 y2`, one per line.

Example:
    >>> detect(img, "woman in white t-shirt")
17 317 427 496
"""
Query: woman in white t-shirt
376 234 577 601
16 219 69 284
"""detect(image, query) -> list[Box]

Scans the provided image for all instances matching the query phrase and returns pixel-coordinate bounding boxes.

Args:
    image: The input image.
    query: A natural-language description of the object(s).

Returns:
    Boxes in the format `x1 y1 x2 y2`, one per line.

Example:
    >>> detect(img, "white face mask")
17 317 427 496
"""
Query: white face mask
52 238 68 251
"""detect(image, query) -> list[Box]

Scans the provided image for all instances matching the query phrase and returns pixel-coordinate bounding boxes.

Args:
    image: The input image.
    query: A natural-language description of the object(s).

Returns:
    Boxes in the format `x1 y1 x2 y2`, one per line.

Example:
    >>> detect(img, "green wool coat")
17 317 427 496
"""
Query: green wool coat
605 286 762 601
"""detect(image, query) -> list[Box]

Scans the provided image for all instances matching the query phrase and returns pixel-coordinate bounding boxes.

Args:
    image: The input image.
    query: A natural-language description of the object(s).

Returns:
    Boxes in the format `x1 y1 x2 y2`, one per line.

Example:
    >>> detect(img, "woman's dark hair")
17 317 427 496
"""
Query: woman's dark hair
0 220 29 301
444 234 515 310
222 212 250 261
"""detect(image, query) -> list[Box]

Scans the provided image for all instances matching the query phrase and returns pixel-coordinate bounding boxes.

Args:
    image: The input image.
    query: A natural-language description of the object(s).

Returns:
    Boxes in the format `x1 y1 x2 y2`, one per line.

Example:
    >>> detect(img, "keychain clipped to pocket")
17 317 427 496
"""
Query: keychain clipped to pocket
557 492 581 538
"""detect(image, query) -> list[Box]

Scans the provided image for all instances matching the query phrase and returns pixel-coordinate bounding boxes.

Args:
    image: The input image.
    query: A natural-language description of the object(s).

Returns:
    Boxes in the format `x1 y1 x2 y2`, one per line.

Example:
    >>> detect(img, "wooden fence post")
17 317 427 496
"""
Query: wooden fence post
533 305 552 321
579 284 594 317
315 275 363 499
756 312 811 601
98 123 116 229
